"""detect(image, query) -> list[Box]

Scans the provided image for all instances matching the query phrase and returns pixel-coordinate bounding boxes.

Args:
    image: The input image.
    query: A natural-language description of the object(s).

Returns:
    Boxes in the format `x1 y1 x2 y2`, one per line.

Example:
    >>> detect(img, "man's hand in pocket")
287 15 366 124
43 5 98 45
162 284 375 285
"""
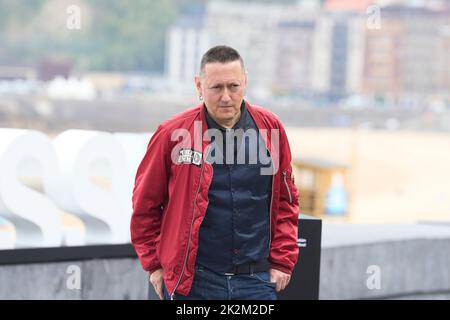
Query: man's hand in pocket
149 269 164 300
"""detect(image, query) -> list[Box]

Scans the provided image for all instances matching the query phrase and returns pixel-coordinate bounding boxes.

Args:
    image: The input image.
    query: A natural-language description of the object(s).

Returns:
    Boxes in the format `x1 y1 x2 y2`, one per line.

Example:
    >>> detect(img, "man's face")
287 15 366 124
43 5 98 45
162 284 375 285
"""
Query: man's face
195 60 247 125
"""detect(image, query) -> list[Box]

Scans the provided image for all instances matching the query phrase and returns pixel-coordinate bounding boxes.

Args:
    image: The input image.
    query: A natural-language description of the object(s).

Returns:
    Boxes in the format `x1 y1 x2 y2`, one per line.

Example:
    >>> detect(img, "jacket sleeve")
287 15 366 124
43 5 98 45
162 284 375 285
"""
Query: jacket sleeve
269 121 300 275
130 125 170 274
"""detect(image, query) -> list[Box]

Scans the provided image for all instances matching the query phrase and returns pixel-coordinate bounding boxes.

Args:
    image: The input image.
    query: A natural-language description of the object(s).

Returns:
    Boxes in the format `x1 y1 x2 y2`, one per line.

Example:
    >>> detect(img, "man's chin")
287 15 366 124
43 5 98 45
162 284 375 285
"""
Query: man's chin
218 106 235 112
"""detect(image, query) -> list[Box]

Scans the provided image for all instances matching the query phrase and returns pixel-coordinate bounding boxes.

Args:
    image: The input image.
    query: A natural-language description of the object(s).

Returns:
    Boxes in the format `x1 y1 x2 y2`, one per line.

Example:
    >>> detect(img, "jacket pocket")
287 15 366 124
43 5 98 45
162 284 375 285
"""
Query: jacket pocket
282 170 295 204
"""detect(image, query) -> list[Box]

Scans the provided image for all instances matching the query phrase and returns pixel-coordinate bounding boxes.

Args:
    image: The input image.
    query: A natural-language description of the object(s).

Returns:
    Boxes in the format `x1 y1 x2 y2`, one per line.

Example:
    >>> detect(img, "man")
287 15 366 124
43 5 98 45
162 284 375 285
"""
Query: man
131 45 299 300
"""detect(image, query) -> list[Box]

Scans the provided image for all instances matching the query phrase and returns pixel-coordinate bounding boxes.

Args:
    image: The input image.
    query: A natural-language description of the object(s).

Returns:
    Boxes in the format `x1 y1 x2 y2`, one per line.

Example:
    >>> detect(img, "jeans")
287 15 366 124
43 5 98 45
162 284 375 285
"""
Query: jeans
163 264 277 300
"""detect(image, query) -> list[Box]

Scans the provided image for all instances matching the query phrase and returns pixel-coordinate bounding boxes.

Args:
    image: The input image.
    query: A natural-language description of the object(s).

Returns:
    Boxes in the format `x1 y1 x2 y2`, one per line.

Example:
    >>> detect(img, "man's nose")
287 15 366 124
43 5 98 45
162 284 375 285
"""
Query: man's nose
221 88 232 102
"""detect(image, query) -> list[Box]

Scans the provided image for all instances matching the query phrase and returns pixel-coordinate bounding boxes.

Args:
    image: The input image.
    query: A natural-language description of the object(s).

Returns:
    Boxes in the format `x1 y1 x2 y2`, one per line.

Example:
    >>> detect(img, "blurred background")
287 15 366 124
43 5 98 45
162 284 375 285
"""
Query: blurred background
1 0 449 225
1 0 450 300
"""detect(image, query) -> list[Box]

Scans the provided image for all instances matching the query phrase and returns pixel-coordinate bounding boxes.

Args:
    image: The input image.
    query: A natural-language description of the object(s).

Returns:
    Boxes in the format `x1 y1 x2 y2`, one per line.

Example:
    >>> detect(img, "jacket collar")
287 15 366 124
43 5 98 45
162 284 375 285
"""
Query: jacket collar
198 100 274 155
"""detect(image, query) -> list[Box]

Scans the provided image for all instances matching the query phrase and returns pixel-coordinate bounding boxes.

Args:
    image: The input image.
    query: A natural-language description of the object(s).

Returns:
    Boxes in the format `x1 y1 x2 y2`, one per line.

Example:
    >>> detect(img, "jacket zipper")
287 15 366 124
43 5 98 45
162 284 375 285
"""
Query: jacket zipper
266 147 274 254
268 171 274 249
170 149 207 300
282 170 293 204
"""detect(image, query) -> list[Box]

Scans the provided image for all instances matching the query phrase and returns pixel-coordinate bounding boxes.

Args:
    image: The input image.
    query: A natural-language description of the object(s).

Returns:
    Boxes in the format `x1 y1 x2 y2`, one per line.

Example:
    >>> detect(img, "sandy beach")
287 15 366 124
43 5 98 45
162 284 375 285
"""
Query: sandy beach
287 128 450 224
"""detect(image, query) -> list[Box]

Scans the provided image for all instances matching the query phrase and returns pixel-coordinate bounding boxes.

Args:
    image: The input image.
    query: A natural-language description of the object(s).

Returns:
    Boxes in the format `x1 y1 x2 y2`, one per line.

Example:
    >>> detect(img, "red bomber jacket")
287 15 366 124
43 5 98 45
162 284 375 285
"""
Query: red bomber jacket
130 101 300 298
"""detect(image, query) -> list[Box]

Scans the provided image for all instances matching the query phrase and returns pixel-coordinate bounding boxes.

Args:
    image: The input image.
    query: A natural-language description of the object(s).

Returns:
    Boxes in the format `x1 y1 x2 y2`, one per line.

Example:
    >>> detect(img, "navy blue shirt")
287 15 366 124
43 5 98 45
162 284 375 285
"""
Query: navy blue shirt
196 101 273 273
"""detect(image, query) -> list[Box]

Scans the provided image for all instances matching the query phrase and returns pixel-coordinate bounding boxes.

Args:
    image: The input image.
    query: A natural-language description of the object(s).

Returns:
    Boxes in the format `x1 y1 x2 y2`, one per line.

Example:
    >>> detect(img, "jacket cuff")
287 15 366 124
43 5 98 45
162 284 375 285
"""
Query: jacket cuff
269 262 292 275
147 264 163 274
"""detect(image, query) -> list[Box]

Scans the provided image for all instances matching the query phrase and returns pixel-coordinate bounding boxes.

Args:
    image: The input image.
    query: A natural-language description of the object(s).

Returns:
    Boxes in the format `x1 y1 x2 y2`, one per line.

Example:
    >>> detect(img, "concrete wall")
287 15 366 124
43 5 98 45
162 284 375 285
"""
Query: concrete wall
0 258 149 300
1 222 450 300
319 223 450 300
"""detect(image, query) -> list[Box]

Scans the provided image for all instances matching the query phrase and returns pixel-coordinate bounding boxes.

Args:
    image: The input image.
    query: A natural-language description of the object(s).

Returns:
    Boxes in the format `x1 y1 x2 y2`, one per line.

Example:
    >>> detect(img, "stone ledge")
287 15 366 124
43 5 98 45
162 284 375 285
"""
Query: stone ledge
320 222 450 299
0 258 148 299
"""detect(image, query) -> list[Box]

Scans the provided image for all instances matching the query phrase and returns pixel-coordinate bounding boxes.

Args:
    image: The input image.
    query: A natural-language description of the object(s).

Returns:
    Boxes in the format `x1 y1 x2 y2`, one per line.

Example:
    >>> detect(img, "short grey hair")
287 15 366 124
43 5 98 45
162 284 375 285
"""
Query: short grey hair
199 45 245 76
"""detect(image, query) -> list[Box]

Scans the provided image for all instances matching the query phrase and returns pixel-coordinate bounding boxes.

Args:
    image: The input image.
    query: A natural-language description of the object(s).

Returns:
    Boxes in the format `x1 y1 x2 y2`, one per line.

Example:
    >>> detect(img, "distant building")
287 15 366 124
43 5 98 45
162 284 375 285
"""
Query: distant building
47 77 96 100
0 66 36 81
274 19 316 97
363 6 450 101
38 58 72 81
166 1 320 99
165 0 450 103
204 0 282 99
166 11 210 89
363 14 403 99
311 6 366 101
324 0 374 12
442 26 450 95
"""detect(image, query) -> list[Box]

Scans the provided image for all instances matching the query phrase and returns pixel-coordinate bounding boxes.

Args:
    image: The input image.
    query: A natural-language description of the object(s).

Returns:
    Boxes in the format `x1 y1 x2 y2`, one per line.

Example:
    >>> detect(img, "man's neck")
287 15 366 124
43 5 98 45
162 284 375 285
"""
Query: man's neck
217 110 241 129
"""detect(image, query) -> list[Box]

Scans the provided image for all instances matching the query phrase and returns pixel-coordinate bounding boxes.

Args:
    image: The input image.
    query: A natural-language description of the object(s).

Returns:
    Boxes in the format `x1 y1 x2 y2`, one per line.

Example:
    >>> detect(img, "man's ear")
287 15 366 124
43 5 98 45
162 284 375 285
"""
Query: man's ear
194 75 202 96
